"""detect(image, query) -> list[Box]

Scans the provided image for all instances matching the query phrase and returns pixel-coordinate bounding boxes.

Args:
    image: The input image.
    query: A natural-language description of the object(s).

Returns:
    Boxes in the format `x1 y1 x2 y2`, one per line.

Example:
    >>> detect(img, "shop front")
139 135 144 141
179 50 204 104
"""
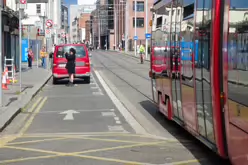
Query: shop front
2 10 19 71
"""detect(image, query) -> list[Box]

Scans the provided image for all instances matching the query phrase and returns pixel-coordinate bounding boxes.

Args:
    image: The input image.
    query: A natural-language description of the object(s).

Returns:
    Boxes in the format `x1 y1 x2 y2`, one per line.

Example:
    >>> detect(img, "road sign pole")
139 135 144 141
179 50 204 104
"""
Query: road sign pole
134 0 137 57
145 0 148 60
0 0 3 106
19 8 23 93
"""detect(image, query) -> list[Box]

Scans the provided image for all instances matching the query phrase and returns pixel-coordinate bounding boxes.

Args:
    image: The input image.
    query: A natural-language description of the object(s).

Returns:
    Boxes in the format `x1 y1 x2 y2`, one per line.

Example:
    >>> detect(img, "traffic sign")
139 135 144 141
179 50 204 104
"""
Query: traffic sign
46 19 53 28
145 33 151 39
61 33 65 38
20 0 26 4
46 29 50 34
134 36 138 40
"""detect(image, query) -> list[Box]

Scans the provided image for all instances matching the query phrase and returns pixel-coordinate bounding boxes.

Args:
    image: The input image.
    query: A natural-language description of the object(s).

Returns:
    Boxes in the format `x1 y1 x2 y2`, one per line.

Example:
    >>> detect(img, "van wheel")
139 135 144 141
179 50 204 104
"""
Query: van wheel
53 77 57 84
84 76 90 84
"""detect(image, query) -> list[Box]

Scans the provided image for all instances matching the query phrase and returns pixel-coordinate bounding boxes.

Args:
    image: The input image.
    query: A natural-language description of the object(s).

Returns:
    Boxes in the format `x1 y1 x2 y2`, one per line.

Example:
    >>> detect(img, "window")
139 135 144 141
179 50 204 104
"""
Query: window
177 9 180 15
194 0 215 143
133 1 144 12
56 46 86 58
36 4 41 14
133 18 144 27
226 0 248 132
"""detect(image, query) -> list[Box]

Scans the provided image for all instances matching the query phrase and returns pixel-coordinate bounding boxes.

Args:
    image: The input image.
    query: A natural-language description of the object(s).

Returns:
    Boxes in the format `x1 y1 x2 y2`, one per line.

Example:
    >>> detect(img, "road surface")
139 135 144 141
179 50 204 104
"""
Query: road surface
0 50 229 165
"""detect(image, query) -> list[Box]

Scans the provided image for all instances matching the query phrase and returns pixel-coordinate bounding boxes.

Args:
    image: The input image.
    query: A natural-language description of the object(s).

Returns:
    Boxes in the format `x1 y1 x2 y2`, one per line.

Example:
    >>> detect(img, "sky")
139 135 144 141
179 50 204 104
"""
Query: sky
64 0 77 6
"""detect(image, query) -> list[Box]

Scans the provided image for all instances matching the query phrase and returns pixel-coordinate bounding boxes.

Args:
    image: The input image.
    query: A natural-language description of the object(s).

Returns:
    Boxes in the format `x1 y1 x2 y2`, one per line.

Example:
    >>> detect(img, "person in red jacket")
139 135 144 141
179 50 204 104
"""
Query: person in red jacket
28 47 34 68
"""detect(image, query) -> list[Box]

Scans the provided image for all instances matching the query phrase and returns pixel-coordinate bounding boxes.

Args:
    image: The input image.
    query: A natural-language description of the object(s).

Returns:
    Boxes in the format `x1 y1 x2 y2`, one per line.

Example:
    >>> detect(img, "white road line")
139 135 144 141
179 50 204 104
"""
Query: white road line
92 91 104 95
101 112 116 117
116 120 121 124
114 117 119 120
91 86 99 89
29 109 114 114
94 69 147 134
107 126 126 132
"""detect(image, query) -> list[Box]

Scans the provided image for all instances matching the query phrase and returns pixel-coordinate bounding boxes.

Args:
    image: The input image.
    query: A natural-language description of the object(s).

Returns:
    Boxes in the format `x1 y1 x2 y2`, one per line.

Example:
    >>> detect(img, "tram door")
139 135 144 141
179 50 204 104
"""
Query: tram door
169 0 184 121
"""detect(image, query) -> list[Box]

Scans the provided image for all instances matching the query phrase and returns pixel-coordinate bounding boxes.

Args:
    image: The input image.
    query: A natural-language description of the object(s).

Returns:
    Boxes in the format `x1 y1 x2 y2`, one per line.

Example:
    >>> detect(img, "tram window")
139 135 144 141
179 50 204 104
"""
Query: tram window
227 0 248 131
194 0 215 143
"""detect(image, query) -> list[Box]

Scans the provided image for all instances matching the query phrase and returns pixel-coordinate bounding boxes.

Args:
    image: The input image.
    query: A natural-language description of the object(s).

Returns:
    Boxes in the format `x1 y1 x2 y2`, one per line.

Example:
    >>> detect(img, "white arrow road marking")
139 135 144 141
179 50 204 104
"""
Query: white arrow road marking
59 110 79 120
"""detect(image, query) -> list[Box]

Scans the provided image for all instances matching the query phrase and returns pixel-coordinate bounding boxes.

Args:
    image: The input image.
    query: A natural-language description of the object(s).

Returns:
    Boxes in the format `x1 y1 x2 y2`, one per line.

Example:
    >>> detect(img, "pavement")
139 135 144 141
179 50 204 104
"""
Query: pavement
0 51 229 165
0 63 52 131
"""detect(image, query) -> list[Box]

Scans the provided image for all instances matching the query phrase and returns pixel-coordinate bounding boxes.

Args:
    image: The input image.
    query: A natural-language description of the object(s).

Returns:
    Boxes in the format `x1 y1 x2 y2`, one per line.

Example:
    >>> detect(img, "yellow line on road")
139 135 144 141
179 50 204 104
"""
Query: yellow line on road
3 145 66 156
76 154 143 165
0 97 43 147
58 136 152 144
0 155 58 164
172 159 201 165
18 97 47 136
71 141 166 155
7 137 68 145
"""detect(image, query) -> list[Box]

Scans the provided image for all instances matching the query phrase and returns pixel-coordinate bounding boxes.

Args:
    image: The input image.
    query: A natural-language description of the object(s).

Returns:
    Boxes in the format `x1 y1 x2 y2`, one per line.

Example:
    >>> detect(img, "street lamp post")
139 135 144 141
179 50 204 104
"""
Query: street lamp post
134 0 137 57
19 3 25 93
125 0 129 53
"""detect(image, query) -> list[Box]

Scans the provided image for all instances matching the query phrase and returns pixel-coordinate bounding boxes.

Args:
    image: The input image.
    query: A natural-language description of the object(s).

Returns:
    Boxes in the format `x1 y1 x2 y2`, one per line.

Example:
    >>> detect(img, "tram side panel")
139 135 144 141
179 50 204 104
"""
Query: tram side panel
223 0 248 164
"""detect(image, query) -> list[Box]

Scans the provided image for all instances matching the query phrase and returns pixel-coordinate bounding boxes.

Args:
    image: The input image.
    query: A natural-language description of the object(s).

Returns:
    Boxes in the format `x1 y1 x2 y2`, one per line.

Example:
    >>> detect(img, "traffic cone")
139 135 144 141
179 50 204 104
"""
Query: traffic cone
5 67 10 85
2 72 8 90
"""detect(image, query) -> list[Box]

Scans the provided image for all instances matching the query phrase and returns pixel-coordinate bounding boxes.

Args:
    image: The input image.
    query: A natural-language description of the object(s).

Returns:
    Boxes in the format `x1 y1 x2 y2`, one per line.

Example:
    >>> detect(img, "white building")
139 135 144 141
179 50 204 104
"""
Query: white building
8 0 63 45
77 0 97 5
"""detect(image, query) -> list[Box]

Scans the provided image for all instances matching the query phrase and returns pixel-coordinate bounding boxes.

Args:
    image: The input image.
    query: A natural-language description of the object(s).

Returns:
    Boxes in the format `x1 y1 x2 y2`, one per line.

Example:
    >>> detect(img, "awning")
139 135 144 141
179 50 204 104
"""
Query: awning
183 14 194 21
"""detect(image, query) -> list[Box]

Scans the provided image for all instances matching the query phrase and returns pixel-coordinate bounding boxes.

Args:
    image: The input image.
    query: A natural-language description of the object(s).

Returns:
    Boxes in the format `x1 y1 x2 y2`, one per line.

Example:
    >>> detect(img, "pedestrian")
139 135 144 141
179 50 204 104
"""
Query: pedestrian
65 48 76 86
28 47 34 68
40 46 47 68
139 44 145 64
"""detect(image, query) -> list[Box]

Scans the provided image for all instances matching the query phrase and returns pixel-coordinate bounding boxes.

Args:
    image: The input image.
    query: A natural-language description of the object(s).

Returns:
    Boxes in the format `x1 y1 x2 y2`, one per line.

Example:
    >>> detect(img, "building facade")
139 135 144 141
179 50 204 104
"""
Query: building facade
92 0 114 49
4 0 20 70
90 0 153 50
69 4 96 43
78 13 91 42
61 4 69 43
115 0 153 51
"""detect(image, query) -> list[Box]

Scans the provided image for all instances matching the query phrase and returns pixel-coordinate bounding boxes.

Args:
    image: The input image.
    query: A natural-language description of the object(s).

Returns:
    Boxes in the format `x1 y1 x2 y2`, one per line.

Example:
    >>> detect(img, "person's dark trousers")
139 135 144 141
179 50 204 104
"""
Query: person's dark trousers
28 57 32 68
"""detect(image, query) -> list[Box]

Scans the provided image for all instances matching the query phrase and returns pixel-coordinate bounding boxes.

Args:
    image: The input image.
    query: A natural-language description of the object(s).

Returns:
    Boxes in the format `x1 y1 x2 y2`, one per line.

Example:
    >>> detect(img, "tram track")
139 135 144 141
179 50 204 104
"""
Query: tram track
92 51 155 103
97 51 150 81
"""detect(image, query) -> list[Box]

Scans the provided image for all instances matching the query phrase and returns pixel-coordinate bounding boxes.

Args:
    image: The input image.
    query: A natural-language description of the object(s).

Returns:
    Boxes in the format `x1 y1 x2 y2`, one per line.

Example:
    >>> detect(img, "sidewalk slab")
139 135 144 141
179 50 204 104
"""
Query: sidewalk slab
0 66 52 132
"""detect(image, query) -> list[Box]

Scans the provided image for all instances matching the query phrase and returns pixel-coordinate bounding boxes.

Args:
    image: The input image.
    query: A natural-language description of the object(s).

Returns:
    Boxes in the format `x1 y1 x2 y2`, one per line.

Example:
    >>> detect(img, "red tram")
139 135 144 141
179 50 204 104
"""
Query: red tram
149 0 248 165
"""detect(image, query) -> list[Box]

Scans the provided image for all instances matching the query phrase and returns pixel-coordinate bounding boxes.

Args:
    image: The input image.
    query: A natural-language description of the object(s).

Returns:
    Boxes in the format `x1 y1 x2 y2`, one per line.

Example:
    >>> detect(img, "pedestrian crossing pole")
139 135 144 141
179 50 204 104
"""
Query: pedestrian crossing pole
0 0 2 106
